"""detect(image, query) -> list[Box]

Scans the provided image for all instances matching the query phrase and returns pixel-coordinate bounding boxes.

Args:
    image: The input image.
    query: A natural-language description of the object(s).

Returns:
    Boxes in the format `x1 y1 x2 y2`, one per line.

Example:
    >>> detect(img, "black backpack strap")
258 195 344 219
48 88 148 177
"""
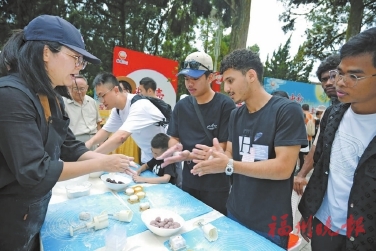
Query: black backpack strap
130 94 169 127
131 94 144 104
118 94 144 115
190 96 212 141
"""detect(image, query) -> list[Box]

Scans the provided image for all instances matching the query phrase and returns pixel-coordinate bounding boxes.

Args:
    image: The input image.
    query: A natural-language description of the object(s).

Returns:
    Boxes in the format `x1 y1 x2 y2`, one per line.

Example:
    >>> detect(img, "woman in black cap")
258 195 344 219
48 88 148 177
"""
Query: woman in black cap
0 15 134 250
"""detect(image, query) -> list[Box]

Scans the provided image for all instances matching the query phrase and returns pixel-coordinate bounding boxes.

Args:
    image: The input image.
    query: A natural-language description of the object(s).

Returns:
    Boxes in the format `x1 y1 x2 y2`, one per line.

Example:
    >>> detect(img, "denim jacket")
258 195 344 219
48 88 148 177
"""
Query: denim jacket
299 103 376 251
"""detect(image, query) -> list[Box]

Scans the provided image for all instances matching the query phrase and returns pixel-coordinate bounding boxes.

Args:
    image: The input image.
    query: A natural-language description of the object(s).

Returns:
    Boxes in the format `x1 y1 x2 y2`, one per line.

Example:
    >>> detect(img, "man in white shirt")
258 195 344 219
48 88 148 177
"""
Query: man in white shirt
63 75 102 149
299 27 376 251
86 72 166 164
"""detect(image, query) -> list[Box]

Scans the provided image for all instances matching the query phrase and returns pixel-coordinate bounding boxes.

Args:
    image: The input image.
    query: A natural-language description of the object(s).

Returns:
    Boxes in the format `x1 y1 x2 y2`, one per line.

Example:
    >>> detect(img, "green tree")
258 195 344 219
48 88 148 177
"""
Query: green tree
212 0 252 51
248 44 260 55
0 0 215 93
278 0 376 60
264 37 291 80
288 45 314 82
264 37 313 83
160 28 197 99
0 0 67 45
1 0 252 99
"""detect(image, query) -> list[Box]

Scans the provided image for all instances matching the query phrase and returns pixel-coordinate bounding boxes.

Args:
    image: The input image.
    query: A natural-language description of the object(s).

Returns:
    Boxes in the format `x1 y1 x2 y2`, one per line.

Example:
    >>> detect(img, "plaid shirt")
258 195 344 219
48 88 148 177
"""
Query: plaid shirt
299 103 376 251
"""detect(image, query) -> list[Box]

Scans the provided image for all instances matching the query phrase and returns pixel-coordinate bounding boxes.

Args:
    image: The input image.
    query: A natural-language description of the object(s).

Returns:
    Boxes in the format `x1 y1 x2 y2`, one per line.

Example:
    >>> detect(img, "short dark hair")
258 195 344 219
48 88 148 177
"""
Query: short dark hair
316 54 340 82
340 27 376 67
203 71 212 78
119 81 132 93
139 77 157 92
271 90 289 99
92 72 122 92
302 104 309 111
220 49 264 83
151 133 170 150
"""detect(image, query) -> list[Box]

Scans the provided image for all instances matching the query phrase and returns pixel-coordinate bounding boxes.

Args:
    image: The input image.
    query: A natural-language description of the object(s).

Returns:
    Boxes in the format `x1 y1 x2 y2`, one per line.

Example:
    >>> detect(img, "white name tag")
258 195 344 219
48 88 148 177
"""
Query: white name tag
241 147 255 162
253 144 268 160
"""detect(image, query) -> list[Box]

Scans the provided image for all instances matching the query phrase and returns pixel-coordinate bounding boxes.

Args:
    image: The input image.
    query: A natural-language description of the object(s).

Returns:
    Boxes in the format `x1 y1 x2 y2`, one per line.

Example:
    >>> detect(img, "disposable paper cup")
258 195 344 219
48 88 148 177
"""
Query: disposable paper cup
202 223 218 242
114 210 133 222
105 225 127 251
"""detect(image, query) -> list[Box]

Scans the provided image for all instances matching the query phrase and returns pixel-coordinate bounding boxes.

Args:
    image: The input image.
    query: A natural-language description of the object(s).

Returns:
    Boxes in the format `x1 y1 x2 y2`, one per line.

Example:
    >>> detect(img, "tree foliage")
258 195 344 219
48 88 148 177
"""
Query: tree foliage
0 0 253 99
248 44 260 55
264 37 313 83
278 0 376 60
227 0 252 52
0 0 209 94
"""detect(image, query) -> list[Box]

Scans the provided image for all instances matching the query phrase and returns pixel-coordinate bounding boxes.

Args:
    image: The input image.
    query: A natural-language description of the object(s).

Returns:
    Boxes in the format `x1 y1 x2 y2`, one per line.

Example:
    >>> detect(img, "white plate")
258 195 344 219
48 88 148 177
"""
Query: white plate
141 208 185 237
100 173 132 191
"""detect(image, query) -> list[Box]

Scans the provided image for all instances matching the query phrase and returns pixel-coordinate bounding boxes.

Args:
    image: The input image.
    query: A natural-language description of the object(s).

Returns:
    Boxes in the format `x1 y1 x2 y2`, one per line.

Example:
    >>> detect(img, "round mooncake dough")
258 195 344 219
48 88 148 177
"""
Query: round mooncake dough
79 212 91 221
129 194 138 202
134 186 143 193
126 188 134 195
136 191 145 199
140 202 150 210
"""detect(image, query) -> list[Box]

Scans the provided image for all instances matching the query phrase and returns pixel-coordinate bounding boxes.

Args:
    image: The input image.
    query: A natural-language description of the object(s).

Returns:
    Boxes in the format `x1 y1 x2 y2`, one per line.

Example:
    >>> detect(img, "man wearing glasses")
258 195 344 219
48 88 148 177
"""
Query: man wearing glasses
294 54 340 195
299 27 376 251
86 72 166 165
63 75 102 149
159 51 235 215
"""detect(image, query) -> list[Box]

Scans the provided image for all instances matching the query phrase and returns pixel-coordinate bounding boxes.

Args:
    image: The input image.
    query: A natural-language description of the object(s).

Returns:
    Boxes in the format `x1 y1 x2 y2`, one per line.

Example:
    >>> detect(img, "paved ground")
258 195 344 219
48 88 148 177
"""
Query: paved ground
292 169 312 251
293 195 312 251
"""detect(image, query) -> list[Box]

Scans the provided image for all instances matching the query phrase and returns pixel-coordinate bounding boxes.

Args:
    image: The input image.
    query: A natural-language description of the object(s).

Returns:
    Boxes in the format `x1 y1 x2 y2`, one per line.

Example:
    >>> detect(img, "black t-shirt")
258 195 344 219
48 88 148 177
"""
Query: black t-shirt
167 93 235 192
146 158 176 185
227 96 307 236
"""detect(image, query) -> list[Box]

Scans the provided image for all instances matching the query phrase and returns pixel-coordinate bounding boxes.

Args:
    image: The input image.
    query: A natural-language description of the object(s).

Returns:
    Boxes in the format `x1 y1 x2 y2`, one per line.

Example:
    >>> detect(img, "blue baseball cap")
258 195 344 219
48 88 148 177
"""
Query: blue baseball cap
177 51 213 78
24 15 101 65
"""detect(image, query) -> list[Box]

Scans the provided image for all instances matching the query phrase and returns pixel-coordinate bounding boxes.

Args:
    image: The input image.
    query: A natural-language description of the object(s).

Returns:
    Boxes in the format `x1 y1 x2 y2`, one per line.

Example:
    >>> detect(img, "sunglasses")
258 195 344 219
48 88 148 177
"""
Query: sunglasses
182 60 210 71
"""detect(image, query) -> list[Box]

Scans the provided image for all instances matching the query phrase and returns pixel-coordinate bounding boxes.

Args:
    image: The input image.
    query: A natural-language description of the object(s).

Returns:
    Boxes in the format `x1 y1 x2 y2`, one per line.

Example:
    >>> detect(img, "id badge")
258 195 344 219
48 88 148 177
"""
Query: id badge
241 147 255 162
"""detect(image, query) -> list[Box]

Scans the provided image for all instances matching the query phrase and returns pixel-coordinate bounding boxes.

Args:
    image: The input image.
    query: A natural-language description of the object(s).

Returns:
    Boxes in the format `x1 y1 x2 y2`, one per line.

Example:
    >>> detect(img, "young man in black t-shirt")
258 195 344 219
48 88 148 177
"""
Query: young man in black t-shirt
157 51 236 216
191 49 307 250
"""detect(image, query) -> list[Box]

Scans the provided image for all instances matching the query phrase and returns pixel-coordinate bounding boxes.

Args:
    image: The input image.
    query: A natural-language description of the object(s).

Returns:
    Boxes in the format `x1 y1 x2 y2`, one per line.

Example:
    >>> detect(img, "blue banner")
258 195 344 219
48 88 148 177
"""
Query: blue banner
264 77 330 112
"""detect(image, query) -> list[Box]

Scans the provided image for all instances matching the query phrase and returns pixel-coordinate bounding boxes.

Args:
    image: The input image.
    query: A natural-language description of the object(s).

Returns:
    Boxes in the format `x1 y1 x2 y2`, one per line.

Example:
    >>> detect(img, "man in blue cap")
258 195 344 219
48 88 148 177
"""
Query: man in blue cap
158 51 235 215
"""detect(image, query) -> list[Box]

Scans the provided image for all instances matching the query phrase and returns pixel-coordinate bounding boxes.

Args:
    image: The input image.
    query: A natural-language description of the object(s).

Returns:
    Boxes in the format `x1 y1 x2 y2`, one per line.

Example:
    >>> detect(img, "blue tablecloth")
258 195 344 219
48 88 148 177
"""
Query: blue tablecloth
163 216 285 251
118 183 213 221
41 192 131 251
41 181 213 250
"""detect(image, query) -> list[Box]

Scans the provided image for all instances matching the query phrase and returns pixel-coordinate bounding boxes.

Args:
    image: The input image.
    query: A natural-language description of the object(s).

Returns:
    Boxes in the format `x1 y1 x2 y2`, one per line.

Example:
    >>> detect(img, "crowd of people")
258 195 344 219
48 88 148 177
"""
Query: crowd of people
0 14 375 251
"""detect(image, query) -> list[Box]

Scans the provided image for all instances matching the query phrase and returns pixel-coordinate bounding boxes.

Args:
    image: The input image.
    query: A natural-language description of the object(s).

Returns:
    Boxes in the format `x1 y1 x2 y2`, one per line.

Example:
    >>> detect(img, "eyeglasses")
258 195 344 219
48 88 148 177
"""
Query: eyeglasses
72 87 87 92
98 87 113 102
183 60 210 71
58 49 88 70
329 69 376 87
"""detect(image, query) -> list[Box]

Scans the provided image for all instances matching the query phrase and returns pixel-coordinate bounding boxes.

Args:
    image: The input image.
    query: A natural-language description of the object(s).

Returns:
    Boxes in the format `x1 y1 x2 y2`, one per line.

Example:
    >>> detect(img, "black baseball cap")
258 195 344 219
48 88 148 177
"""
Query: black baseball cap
24 15 101 65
